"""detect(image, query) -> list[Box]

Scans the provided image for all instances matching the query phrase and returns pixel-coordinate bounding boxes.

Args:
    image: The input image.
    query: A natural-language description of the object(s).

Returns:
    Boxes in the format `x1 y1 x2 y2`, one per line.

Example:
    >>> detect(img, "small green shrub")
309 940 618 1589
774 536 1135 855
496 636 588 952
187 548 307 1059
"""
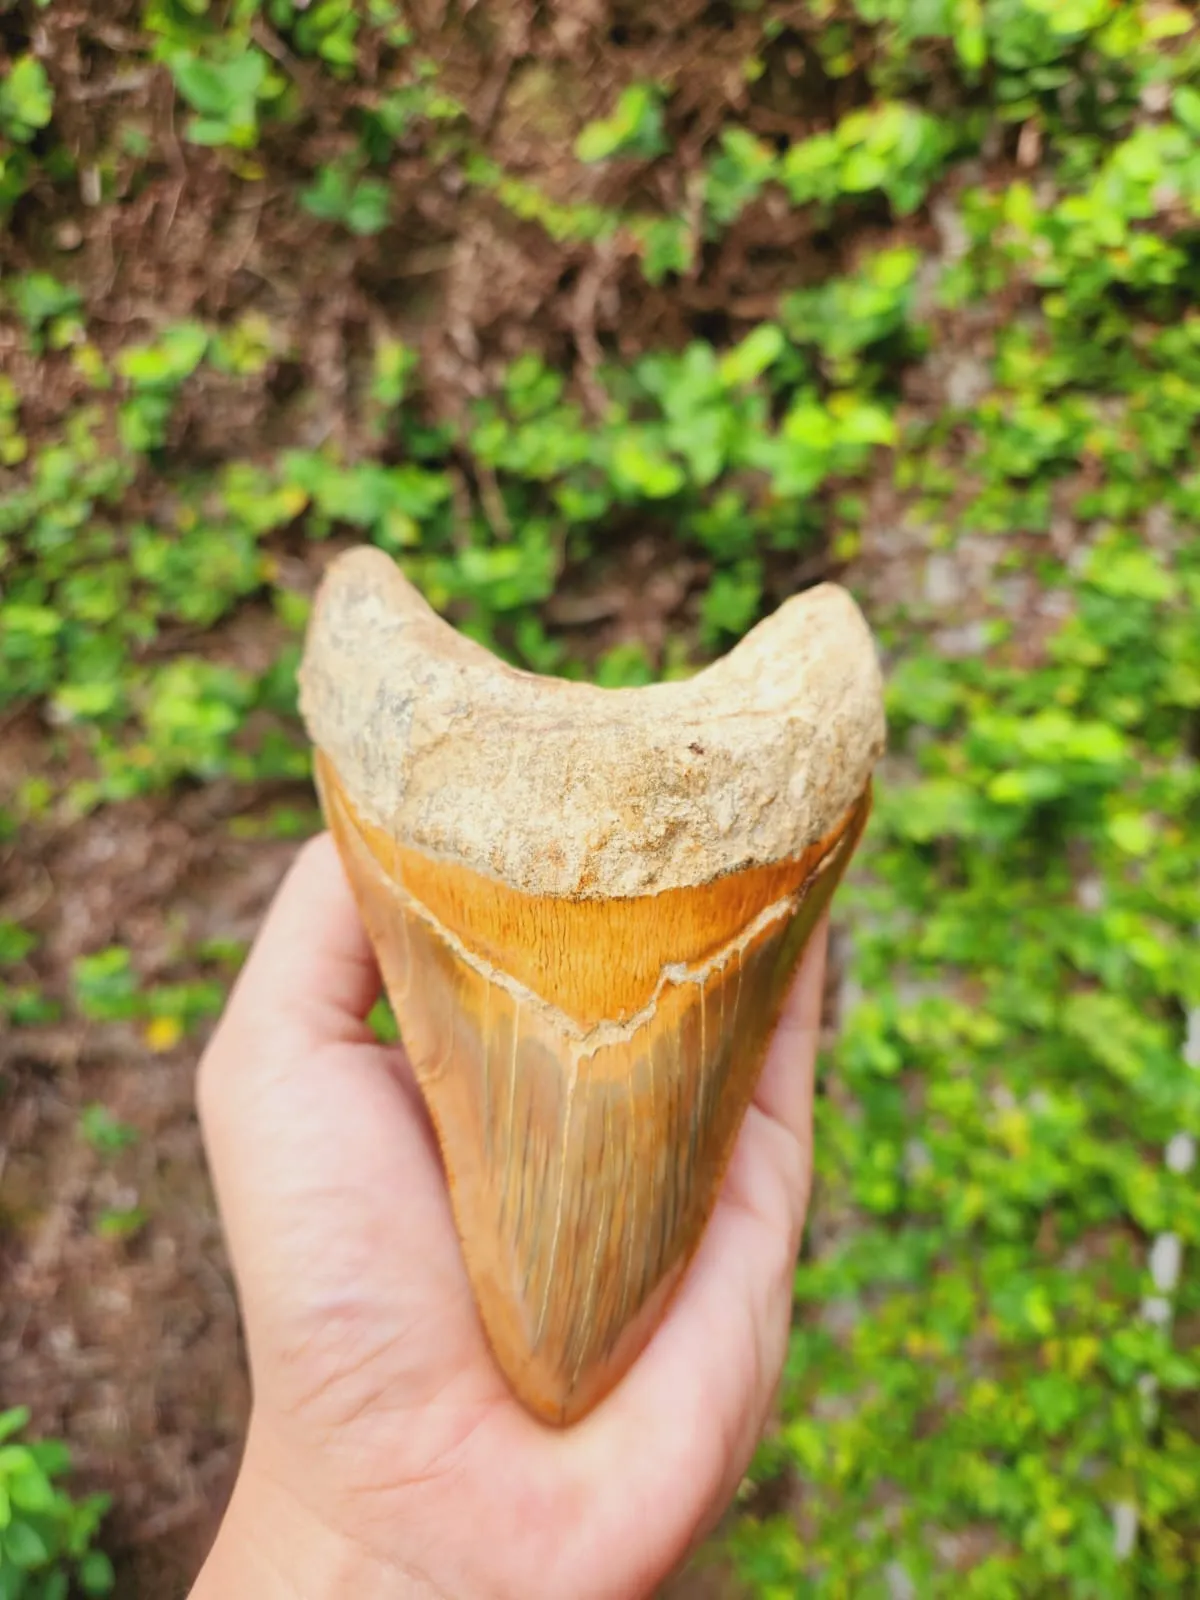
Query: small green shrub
78 1106 139 1156
575 83 667 163
0 1408 113 1600
0 56 53 145
267 0 360 68
0 54 53 215
703 127 777 228
780 101 960 215
71 948 140 1023
301 159 392 235
166 46 283 149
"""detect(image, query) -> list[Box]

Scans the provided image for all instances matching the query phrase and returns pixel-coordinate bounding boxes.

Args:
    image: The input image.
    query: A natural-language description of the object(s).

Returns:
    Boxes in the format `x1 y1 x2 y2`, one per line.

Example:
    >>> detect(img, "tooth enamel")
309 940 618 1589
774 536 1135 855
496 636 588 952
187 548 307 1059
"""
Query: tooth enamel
299 545 885 1424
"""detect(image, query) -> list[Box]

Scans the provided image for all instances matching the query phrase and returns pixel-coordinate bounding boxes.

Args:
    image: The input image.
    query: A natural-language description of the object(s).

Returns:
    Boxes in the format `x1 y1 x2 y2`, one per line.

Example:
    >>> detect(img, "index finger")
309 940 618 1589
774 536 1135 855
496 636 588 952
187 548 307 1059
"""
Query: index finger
219 831 380 1052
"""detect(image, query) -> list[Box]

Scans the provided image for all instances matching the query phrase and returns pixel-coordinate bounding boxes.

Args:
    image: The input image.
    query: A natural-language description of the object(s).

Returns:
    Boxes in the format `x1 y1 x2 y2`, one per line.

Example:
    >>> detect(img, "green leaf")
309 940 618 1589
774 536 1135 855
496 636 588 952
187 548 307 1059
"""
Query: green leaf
78 1550 115 1595
1084 544 1176 603
71 947 140 1021
700 562 762 643
344 178 391 236
94 1205 148 1240
3 1519 49 1569
1107 812 1154 857
0 57 54 143
0 923 36 967
0 1412 31 1446
24 1444 68 1481
78 1104 139 1156
593 641 654 688
632 215 693 284
170 48 267 120
9 275 81 335
576 83 667 163
300 161 392 233
705 127 777 224
9 1466 55 1514
367 996 400 1044
1174 85 1200 138
611 435 685 498
718 324 785 387
117 322 209 390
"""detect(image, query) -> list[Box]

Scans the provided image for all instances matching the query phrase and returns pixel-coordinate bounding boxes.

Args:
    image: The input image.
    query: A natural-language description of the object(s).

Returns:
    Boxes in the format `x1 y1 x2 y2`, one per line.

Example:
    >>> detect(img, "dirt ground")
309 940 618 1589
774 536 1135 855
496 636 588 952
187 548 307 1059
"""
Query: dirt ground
1 797 289 1594
2 779 777 1594
0 5 912 1591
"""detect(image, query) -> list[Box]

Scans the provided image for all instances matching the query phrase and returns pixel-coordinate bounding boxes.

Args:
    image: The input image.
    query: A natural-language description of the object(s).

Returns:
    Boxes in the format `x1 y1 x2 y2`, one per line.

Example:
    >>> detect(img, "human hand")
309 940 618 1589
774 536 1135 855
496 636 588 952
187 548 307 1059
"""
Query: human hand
192 833 826 1600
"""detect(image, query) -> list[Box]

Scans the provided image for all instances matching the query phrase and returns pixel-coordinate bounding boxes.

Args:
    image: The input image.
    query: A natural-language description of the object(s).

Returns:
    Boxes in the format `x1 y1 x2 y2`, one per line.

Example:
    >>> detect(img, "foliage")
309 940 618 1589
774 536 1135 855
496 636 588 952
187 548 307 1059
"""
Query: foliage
0 1408 113 1600
167 47 281 148
0 56 53 144
0 54 52 214
2 0 1199 1592
72 946 225 1045
0 921 58 1027
301 159 392 235
780 101 960 216
576 83 668 164
78 1106 140 1157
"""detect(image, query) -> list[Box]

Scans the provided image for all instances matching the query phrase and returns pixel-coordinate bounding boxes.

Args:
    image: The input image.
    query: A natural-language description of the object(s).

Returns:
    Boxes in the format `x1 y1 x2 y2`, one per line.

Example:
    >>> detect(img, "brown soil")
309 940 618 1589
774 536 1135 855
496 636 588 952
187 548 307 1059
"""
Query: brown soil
0 2 942 1590
1 797 312 1593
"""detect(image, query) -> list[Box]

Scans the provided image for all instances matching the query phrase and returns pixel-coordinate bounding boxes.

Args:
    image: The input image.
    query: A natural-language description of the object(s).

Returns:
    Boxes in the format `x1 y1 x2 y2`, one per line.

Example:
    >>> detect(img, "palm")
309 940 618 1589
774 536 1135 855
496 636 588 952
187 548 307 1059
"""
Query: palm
200 838 823 1600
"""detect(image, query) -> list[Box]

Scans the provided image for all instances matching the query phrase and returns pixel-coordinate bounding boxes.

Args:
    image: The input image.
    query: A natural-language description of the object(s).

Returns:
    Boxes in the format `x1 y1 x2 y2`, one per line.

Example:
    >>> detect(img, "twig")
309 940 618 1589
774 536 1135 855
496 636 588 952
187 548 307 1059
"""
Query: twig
70 69 155 103
569 237 617 418
475 461 512 542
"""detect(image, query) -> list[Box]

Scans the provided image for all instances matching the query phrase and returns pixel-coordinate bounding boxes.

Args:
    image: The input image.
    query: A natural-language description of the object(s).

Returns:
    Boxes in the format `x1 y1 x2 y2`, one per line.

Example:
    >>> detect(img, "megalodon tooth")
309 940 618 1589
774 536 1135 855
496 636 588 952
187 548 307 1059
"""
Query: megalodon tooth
298 546 885 1426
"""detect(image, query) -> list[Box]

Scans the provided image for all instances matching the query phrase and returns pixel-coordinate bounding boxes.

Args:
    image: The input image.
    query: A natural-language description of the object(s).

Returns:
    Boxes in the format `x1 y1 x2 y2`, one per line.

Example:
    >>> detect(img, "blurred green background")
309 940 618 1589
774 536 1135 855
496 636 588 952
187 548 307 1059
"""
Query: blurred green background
1 0 1199 1595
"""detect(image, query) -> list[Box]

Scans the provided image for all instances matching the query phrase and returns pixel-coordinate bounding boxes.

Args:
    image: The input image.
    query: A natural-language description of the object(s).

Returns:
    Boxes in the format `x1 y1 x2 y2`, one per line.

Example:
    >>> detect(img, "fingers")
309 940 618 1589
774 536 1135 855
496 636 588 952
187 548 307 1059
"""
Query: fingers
196 837 484 1416
220 832 381 1054
754 913 828 1140
194 828 832 1592
198 834 366 1206
719 915 826 1263
197 830 398 1225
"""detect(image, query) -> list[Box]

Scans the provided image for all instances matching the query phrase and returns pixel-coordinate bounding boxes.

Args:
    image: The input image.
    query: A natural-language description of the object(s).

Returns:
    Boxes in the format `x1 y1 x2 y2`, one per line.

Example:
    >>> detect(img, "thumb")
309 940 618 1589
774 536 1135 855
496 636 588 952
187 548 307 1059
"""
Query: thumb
196 836 473 1395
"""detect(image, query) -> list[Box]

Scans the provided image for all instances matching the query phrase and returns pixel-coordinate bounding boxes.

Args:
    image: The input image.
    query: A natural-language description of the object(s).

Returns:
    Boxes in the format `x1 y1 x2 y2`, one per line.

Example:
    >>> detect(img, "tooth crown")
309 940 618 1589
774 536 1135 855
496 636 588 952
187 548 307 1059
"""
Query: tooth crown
300 546 886 1425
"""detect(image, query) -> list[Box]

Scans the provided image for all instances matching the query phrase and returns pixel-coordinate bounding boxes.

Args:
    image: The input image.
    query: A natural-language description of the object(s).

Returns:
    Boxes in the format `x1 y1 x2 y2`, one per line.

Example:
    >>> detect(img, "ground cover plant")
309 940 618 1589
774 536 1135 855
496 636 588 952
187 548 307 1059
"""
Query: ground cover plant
0 1406 112 1600
1 0 1198 1594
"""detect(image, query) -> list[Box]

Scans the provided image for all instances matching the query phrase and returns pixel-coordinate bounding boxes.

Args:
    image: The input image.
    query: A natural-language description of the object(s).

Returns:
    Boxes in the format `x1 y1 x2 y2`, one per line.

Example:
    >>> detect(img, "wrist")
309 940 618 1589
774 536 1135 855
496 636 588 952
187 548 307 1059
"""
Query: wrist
192 1440 445 1600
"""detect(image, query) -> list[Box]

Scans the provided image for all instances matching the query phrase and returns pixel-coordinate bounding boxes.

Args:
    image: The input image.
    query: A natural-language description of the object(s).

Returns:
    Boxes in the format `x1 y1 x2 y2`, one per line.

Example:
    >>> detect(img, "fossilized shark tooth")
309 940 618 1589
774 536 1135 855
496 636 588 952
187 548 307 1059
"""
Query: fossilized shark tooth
298 546 884 1426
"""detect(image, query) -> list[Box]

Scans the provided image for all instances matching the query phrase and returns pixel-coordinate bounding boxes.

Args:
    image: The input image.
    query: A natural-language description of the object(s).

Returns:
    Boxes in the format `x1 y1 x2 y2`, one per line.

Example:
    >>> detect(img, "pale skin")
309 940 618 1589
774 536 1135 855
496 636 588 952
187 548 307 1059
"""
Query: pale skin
191 833 827 1600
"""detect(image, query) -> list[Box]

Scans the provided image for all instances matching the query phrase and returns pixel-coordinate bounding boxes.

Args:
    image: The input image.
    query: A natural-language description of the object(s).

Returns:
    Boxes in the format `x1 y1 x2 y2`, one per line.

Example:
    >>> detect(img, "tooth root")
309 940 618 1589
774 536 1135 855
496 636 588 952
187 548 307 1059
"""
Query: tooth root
299 547 884 1425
